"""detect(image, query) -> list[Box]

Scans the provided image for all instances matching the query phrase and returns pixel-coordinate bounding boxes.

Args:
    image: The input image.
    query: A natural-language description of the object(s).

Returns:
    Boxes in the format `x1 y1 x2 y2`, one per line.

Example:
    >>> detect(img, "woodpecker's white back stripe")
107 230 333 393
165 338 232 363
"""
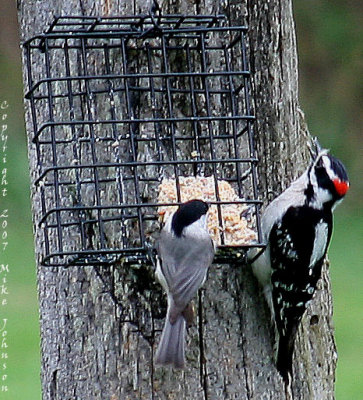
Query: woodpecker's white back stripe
309 220 329 268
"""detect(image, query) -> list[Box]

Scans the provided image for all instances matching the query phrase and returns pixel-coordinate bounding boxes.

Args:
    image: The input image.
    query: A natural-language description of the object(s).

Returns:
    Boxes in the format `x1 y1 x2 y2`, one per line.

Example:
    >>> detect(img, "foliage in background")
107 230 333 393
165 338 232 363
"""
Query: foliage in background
294 0 362 206
0 0 361 398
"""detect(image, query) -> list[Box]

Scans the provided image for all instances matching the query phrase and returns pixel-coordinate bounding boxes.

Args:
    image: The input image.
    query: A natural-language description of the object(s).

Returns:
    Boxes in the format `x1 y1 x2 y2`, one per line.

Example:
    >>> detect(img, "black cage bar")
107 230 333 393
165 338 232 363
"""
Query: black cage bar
23 15 265 267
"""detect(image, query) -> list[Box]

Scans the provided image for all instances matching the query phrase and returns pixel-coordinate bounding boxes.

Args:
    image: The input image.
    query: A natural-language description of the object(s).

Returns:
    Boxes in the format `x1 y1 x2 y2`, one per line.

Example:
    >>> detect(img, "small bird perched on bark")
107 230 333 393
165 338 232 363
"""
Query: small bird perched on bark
155 199 215 368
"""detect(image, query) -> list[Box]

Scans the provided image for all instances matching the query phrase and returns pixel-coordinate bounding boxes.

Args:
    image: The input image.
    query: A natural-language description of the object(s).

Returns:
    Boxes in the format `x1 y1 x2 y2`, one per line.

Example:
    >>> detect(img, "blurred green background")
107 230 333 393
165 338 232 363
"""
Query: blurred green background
0 1 361 399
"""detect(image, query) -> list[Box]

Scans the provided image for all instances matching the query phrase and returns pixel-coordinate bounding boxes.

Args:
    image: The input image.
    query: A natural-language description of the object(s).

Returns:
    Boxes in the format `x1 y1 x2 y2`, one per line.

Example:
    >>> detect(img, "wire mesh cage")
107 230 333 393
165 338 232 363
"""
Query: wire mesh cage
23 14 264 267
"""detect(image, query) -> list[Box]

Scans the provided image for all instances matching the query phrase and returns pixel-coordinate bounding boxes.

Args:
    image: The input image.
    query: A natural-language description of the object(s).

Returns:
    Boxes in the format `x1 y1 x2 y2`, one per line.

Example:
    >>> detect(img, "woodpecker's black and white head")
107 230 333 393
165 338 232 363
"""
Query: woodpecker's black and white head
306 148 350 208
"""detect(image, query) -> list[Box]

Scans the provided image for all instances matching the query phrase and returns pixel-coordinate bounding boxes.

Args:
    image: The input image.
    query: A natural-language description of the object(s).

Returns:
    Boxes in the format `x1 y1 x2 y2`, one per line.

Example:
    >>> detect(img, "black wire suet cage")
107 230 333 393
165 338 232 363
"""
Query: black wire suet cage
23 14 265 267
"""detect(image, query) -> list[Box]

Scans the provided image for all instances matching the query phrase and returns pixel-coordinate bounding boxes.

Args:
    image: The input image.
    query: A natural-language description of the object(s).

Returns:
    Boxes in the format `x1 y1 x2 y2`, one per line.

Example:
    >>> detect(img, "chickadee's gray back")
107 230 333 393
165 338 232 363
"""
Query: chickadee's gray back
155 199 214 369
157 200 214 308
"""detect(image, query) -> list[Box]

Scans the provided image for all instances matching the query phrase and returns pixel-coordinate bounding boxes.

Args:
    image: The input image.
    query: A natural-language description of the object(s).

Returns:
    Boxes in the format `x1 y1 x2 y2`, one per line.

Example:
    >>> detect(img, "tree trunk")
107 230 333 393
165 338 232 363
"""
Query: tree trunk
18 0 336 399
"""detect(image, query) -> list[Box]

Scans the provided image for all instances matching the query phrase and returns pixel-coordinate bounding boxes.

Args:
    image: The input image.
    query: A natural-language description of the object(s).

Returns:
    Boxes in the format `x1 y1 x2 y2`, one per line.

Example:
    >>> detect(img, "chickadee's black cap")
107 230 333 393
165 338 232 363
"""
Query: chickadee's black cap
172 199 209 237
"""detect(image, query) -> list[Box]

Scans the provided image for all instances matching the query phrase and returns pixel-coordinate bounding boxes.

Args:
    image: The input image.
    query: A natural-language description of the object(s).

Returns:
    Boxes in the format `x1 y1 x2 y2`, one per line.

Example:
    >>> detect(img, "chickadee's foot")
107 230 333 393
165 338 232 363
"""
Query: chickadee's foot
182 302 195 328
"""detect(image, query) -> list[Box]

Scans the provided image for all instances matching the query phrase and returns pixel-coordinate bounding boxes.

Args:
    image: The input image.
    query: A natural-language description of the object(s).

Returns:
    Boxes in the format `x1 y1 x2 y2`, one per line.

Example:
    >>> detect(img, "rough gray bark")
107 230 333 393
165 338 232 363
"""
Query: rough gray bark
18 0 336 399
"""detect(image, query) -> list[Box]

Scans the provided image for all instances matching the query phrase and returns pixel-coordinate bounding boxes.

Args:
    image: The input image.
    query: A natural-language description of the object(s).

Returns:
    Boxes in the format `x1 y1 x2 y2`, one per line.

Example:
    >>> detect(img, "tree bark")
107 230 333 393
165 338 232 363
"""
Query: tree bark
18 0 336 399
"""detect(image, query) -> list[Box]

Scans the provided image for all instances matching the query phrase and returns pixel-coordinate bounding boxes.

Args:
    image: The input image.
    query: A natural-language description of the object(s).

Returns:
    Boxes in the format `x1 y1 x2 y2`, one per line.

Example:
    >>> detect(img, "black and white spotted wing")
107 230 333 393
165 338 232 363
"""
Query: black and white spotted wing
269 205 333 377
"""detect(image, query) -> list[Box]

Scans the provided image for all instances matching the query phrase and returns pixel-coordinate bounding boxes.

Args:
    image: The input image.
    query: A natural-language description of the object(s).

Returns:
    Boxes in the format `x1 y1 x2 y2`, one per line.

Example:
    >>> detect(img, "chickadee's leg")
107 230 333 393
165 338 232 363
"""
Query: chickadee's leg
182 302 195 328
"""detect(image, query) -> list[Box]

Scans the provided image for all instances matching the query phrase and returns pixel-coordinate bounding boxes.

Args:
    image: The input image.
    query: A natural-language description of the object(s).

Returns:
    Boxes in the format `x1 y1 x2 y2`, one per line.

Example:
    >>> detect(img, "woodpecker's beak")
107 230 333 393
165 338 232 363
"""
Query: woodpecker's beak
308 137 323 160
314 138 323 154
333 179 349 197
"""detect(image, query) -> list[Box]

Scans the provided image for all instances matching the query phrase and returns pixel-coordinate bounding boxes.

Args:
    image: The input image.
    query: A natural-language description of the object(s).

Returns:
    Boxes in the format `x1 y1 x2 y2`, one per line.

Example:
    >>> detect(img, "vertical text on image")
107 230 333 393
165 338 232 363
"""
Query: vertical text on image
0 100 9 393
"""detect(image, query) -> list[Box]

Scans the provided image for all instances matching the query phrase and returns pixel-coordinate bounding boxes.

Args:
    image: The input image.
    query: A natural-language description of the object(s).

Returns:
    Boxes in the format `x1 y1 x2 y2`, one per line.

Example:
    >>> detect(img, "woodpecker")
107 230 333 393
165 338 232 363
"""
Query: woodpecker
249 140 349 382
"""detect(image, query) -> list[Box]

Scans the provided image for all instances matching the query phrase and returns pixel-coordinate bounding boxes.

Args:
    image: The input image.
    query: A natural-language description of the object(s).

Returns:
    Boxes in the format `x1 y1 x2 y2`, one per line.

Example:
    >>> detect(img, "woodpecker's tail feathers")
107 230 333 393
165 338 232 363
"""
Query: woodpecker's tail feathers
275 325 298 384
155 313 186 369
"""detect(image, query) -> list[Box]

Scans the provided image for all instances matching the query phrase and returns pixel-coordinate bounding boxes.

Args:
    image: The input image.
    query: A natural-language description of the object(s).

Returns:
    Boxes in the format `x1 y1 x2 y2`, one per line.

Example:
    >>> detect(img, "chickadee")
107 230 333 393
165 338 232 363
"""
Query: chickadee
155 199 215 368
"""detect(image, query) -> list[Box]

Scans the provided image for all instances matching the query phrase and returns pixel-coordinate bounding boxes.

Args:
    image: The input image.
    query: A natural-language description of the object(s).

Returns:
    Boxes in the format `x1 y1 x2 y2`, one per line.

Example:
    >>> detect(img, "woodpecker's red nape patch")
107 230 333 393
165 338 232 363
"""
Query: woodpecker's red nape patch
333 179 349 196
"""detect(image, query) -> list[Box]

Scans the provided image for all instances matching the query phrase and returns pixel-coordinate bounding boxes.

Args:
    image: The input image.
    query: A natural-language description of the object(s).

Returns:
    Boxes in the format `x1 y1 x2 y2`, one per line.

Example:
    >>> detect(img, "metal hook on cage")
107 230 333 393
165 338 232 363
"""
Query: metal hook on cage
140 0 162 38
150 0 162 25
191 150 203 177
150 0 161 15
145 243 158 270
39 15 60 53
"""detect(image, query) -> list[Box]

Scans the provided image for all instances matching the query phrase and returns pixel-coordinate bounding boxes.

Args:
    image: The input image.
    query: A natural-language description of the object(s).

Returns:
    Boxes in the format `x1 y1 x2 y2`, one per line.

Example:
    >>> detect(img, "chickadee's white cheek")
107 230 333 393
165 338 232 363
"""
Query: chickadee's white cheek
183 218 209 239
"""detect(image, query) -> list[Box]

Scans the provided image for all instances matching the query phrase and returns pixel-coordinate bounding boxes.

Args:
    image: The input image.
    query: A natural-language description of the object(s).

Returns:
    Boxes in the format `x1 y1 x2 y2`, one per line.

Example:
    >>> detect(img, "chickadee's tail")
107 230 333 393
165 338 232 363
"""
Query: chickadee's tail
155 313 186 369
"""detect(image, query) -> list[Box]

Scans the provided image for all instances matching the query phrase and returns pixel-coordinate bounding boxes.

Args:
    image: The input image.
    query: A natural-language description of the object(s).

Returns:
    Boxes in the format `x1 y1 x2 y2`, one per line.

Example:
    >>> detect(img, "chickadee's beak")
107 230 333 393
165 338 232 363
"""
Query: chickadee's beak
158 210 166 224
